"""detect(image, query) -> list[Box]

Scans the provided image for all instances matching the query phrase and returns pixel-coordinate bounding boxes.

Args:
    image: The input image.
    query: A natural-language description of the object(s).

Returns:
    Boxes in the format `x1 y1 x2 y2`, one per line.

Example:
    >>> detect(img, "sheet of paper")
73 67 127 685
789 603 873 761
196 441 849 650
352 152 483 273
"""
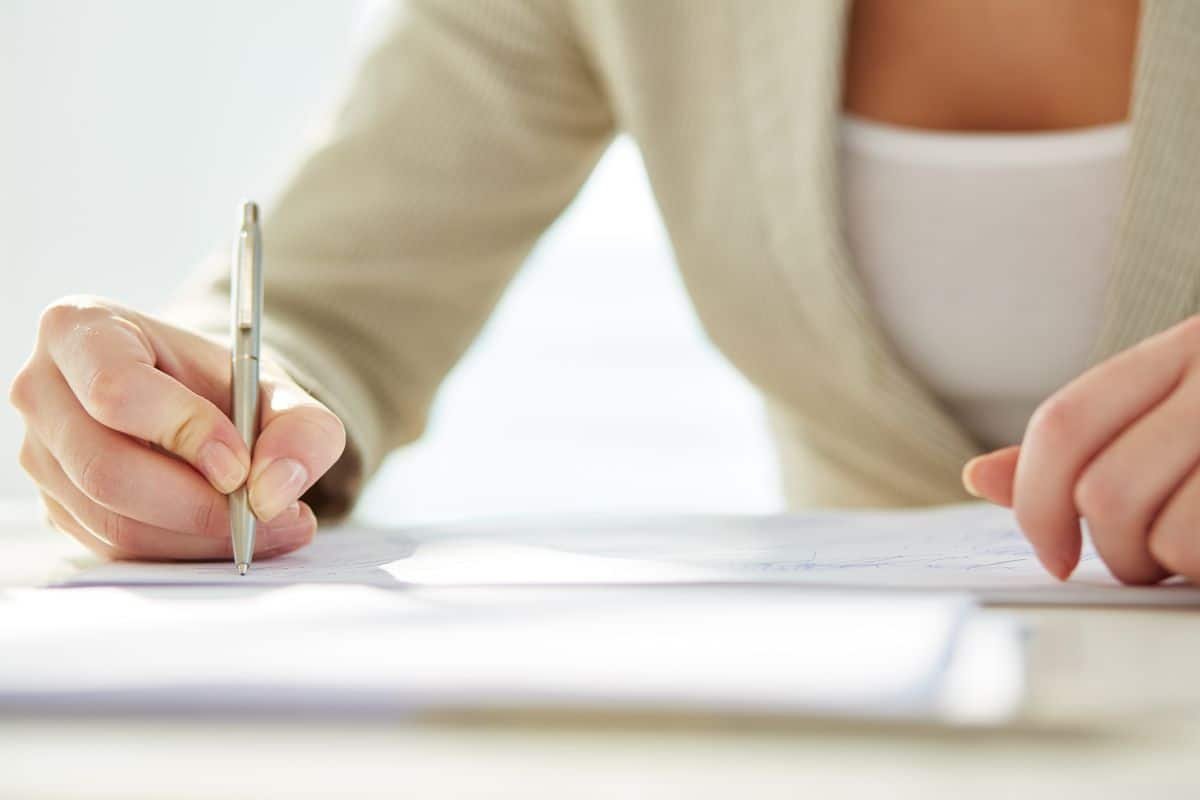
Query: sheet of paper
59 503 1200 606
0 584 1021 724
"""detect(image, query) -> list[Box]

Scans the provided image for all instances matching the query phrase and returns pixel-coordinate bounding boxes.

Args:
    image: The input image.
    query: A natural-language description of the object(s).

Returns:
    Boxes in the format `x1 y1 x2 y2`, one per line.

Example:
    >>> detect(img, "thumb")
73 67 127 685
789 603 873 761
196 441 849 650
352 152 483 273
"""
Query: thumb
247 363 347 522
962 445 1021 507
43 300 251 495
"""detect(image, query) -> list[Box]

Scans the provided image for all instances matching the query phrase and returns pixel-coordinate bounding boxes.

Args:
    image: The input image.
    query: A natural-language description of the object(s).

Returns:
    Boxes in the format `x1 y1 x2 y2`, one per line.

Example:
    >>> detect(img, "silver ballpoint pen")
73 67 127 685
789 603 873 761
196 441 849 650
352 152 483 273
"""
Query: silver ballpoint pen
230 201 263 575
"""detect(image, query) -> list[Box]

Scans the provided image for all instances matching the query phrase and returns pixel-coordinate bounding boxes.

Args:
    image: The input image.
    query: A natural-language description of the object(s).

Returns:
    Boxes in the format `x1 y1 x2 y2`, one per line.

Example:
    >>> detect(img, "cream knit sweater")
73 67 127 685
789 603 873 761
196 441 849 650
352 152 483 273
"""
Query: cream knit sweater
167 0 1200 520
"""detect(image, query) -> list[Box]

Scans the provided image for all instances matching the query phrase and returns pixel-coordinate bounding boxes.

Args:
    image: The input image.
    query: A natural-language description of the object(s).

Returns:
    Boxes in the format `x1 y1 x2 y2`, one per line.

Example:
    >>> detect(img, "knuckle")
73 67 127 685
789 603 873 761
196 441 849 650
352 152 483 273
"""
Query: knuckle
163 406 212 456
1147 518 1190 575
38 296 106 337
192 492 222 536
84 364 136 423
1073 467 1129 525
37 301 80 339
17 437 40 477
7 366 38 414
77 449 120 505
1026 396 1081 450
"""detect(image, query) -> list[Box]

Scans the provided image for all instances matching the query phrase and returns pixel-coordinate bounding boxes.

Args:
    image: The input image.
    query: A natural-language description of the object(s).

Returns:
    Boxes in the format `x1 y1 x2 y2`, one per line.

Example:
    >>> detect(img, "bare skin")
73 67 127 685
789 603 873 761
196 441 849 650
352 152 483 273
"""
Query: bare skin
844 0 1139 131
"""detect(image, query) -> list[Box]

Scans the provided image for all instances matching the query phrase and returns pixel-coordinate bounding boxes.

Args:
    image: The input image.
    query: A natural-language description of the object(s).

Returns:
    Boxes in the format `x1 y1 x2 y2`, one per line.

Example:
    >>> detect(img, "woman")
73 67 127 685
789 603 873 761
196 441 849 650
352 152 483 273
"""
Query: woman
10 0 1200 585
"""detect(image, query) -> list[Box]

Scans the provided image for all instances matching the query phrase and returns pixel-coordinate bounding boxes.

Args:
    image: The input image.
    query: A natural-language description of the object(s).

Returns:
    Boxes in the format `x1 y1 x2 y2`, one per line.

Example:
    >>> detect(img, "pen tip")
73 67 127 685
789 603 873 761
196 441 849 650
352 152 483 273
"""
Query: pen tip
237 562 249 576
241 201 259 226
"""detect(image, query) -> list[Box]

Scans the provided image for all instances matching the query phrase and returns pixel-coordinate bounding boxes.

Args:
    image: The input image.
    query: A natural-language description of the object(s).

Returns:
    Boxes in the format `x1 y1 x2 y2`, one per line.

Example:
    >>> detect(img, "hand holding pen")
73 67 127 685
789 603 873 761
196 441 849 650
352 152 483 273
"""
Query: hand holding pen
10 203 345 563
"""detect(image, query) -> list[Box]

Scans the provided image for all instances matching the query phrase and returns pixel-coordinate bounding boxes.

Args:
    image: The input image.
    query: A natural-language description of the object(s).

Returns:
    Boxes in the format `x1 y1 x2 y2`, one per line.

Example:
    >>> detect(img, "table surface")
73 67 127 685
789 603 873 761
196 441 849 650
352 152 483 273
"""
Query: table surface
5 505 1200 800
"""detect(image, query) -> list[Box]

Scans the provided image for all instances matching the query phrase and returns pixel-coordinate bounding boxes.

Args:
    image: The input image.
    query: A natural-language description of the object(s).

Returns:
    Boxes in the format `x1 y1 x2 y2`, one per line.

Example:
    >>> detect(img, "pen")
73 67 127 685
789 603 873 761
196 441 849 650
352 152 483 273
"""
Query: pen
229 201 263 575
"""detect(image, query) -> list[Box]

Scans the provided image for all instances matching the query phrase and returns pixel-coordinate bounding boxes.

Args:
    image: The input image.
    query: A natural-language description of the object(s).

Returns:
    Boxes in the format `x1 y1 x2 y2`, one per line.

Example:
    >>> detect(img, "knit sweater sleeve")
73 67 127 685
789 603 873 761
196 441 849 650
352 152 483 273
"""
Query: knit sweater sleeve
163 0 614 520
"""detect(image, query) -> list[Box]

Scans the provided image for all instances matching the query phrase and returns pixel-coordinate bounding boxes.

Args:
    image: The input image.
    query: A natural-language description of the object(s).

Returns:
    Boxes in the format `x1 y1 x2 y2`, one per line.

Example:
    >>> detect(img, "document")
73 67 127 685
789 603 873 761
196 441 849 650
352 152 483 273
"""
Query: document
0 584 1023 724
60 503 1200 606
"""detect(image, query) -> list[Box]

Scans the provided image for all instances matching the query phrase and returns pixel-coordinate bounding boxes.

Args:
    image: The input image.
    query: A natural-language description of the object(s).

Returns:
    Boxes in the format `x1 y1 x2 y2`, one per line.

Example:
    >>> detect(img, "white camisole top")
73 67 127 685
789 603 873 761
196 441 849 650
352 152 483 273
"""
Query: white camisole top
839 115 1131 450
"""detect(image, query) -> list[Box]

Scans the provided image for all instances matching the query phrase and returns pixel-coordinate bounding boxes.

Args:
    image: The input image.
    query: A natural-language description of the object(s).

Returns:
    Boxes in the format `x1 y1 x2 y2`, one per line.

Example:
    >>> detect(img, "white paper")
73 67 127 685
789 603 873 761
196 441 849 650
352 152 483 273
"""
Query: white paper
0 584 1021 724
59 504 1200 606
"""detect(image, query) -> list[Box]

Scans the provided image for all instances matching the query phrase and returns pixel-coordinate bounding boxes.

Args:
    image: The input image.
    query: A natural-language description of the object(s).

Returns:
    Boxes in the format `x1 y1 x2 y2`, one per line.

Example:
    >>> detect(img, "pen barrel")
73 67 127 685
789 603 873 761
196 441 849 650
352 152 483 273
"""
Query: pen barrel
229 205 263 568
229 340 260 566
231 337 260 449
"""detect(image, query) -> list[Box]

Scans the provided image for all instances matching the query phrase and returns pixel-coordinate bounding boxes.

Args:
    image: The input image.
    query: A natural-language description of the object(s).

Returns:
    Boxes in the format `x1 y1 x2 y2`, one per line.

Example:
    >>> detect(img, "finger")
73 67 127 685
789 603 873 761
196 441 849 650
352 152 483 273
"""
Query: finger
26 434 315 560
1074 372 1200 584
1148 466 1200 582
962 446 1020 507
19 368 232 537
40 492 119 560
42 302 249 493
248 372 346 522
1013 320 1200 580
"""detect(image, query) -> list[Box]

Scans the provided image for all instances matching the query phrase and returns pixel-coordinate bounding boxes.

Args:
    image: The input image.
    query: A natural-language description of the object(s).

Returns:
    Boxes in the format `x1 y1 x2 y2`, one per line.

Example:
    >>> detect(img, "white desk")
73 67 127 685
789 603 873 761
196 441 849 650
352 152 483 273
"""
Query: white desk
4 510 1200 799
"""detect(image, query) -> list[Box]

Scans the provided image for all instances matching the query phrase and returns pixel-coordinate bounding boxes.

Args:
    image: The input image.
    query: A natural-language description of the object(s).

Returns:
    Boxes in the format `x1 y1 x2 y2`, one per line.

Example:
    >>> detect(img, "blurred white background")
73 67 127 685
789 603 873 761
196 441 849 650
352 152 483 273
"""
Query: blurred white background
1 1 780 524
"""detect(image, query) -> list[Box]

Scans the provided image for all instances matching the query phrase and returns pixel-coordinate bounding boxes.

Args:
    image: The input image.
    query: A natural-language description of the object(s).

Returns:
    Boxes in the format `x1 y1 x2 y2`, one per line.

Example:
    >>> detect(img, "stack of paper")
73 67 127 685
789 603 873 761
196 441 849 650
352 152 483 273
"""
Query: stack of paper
0 584 1023 724
34 502 1195 723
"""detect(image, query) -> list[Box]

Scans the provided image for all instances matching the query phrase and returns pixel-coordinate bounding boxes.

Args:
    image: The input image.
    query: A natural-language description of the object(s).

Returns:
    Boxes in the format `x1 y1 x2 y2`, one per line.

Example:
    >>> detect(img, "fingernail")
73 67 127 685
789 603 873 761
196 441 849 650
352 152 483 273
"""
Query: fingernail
197 440 248 494
250 459 308 522
961 457 983 498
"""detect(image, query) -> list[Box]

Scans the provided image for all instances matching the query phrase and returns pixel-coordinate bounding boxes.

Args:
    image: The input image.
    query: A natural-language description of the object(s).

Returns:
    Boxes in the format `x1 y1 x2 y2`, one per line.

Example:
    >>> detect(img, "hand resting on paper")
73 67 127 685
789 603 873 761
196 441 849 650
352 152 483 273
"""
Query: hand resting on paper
963 316 1200 586
8 296 345 561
